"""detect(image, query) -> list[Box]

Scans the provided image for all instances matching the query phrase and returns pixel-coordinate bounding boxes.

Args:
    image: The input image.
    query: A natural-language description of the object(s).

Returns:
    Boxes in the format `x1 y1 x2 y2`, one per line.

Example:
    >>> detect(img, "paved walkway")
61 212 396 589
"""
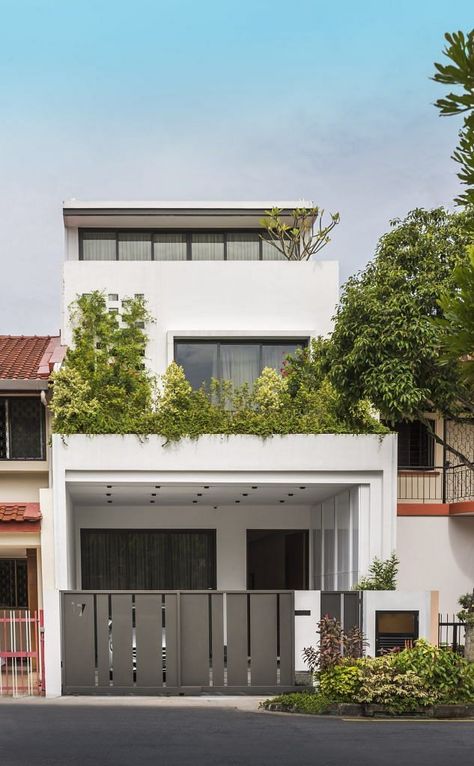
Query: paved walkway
0 699 473 765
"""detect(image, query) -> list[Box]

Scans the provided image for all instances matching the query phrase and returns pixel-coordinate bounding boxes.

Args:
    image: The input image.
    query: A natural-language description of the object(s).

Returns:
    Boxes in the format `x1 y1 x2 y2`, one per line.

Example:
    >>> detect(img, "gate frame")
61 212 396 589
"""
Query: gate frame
60 590 297 696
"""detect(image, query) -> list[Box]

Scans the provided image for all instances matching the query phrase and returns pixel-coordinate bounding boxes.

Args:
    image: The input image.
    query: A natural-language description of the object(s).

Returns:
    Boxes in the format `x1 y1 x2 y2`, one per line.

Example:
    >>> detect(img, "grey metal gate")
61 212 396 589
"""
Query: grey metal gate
320 591 363 632
61 590 295 695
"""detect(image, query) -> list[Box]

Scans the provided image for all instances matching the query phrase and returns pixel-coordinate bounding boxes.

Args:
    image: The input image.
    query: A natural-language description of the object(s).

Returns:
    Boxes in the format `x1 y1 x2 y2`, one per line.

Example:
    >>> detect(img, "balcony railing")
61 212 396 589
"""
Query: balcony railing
397 464 474 504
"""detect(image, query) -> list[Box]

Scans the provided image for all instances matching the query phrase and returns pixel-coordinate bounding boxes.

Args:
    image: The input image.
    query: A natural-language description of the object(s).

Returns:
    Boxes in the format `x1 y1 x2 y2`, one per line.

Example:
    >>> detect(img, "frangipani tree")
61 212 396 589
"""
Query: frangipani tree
260 206 340 261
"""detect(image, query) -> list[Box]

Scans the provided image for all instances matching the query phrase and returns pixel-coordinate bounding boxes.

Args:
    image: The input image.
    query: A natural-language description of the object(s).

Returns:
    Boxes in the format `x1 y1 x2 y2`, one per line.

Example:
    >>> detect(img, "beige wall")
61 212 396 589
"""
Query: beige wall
0 471 49 502
397 515 474 614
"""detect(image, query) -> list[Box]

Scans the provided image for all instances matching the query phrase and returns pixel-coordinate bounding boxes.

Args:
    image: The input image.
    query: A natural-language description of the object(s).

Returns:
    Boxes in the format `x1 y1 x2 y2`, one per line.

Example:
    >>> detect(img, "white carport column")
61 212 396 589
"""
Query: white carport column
41 437 71 697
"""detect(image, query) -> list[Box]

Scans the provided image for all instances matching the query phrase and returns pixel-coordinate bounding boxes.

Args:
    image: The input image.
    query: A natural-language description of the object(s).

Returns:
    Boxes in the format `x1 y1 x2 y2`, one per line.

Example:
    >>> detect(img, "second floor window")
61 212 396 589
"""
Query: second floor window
0 397 46 460
174 339 306 390
395 420 435 469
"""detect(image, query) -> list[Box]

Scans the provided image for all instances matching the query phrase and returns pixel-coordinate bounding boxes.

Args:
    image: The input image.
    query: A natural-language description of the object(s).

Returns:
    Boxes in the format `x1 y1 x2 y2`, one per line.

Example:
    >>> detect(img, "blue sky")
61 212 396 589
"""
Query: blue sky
0 0 472 333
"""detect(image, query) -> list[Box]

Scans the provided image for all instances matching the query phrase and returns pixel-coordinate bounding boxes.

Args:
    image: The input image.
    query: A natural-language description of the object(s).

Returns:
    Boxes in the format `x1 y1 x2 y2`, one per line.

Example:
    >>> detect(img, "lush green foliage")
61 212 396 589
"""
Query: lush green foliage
433 30 474 207
355 655 434 713
302 616 366 673
260 206 340 261
319 662 363 702
266 640 474 716
438 245 474 386
326 207 474 464
391 640 474 704
260 690 331 714
354 553 399 591
50 292 154 434
51 293 385 440
458 590 474 625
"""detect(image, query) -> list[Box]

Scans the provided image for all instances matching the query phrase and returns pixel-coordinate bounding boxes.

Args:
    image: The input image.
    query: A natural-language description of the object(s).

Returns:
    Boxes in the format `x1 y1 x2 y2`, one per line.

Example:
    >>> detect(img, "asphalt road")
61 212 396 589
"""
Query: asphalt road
1 703 474 765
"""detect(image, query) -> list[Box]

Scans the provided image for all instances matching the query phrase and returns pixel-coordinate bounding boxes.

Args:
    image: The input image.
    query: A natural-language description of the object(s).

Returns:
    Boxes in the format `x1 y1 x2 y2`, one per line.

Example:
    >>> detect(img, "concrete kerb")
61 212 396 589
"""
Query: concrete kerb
0 695 268 712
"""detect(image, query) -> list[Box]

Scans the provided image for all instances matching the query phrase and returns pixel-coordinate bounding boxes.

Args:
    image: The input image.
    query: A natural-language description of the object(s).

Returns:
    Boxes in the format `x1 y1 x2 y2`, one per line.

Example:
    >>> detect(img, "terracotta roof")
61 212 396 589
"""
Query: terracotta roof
0 503 42 523
0 335 65 380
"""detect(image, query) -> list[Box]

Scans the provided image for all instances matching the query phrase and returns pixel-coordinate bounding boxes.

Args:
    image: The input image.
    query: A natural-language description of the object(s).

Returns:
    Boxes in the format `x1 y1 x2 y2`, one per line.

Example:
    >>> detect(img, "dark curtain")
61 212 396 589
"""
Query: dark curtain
81 529 216 590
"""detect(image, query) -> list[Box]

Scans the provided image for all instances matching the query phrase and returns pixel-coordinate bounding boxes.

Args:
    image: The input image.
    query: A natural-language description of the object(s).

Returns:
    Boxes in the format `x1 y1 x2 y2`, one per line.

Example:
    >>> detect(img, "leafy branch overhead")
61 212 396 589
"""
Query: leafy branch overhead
433 30 474 207
260 206 340 261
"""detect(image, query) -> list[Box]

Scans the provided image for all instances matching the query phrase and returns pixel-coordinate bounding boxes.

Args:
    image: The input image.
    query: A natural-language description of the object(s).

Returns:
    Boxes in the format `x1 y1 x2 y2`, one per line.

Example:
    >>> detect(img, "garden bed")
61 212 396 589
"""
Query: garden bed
262 694 474 718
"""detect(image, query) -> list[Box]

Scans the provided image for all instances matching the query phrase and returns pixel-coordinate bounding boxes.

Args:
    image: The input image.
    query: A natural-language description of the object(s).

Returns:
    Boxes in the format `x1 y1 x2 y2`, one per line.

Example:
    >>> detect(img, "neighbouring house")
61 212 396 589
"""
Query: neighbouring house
395 417 474 616
37 201 439 698
0 334 64 694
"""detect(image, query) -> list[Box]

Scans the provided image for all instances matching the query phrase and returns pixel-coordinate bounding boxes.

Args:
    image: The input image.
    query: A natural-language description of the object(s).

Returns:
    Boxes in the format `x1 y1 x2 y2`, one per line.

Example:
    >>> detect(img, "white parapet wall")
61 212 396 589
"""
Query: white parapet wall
62 260 339 376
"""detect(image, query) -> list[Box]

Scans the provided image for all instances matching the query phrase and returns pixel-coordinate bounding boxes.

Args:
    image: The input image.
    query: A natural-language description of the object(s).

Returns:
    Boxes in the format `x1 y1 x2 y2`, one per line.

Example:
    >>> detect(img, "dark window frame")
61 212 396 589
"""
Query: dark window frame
173 338 308 388
0 558 28 608
79 228 282 261
395 419 435 469
0 396 46 461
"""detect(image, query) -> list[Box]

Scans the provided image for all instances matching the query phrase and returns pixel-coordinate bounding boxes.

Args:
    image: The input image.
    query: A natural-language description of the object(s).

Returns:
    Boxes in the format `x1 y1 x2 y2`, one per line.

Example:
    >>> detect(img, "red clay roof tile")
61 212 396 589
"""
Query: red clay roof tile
0 335 64 380
0 503 42 523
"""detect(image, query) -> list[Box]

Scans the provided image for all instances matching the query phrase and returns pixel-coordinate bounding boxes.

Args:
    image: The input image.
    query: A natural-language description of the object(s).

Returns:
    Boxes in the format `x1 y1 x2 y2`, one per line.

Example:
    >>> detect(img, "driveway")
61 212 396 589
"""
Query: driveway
1 698 473 766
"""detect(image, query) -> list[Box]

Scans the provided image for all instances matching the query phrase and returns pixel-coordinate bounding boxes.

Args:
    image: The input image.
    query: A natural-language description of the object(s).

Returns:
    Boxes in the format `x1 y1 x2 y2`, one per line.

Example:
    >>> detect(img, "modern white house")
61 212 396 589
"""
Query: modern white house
22 200 441 698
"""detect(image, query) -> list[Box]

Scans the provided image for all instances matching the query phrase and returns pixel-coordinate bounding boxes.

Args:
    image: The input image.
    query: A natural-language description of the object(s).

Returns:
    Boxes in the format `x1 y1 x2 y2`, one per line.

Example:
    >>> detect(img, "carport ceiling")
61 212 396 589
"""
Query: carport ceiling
67 482 352 507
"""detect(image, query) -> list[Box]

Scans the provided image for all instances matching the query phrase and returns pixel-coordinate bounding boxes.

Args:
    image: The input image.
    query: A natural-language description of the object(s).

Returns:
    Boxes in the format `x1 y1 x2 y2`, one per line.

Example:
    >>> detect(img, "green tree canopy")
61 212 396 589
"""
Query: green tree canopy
433 30 474 207
326 207 474 465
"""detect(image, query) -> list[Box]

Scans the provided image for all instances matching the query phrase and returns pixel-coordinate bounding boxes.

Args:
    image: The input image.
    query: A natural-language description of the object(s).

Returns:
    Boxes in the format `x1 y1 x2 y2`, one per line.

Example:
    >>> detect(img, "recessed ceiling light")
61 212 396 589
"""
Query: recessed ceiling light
192 500 198 504
107 500 112 504
197 493 202 496
251 486 258 489
288 493 294 497
204 486 210 489
107 485 112 489
235 500 240 503
213 506 218 510
280 500 285 503
151 493 156 496
242 493 248 496
150 500 155 504
106 493 111 497
299 486 306 490
155 486 161 489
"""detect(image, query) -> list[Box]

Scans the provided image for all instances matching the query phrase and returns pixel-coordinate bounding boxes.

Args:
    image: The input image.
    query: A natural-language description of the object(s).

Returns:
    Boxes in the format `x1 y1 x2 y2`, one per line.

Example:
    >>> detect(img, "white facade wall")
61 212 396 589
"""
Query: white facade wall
62 260 339 377
363 590 437 656
397 516 474 614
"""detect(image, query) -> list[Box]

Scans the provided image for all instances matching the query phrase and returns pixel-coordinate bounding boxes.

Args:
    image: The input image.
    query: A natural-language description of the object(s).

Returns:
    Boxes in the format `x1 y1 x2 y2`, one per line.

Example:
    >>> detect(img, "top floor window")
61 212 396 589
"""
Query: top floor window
395 420 435 469
79 230 286 261
0 397 46 460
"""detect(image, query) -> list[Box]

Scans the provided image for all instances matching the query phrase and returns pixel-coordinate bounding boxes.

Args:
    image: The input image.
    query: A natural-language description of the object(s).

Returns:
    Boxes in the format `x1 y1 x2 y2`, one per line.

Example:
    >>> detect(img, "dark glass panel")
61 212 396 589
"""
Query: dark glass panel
175 342 218 389
9 397 44 460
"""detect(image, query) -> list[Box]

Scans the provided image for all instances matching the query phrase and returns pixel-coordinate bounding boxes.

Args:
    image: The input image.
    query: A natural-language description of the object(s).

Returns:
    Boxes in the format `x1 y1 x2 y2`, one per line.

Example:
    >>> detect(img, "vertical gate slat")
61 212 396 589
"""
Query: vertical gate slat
164 594 178 688
211 594 224 687
343 592 361 633
135 595 163 688
62 594 95 689
226 593 248 686
96 594 110 688
110 594 133 688
250 594 277 685
180 594 209 687
320 592 341 622
278 593 294 686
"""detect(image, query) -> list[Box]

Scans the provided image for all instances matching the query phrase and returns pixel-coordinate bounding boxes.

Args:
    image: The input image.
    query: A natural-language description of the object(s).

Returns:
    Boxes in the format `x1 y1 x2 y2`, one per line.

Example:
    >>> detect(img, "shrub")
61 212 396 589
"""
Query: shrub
354 552 399 590
302 616 366 673
260 691 331 714
356 655 434 713
319 662 363 702
392 639 474 704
